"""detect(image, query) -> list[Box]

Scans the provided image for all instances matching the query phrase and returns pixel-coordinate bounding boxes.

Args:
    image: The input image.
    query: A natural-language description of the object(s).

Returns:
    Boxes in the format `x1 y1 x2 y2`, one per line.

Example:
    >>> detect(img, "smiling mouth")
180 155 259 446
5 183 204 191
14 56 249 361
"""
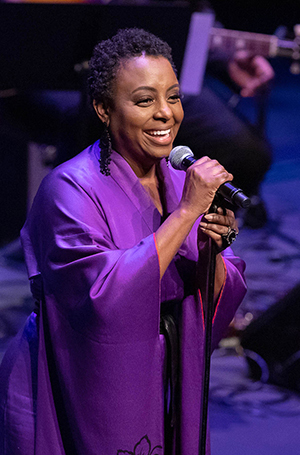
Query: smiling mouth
145 128 171 137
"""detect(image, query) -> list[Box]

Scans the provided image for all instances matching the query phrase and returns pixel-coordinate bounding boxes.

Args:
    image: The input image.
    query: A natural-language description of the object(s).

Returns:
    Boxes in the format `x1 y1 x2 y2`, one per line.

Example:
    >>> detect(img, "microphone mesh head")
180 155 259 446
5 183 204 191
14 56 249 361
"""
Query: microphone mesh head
169 146 194 170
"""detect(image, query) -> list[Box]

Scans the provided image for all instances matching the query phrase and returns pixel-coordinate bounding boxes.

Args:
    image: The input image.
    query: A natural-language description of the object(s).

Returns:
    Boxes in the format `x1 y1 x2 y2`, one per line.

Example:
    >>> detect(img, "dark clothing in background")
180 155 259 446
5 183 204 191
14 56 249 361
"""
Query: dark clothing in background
176 87 272 197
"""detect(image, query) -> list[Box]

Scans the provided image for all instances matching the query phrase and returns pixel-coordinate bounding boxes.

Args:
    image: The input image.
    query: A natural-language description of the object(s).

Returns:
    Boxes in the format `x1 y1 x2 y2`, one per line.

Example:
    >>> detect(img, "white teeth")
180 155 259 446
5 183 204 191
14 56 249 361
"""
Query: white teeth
150 129 171 136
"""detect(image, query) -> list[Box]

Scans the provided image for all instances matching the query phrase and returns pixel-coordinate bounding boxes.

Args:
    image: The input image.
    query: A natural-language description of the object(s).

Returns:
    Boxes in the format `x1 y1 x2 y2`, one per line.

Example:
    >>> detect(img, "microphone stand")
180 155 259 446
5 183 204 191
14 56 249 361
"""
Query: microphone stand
198 199 221 455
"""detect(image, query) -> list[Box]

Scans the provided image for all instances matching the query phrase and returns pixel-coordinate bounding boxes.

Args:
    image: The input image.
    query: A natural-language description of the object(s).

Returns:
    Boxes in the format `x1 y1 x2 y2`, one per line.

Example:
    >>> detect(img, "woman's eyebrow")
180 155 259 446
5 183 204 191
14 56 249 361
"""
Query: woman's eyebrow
132 83 180 94
132 86 156 94
167 83 181 91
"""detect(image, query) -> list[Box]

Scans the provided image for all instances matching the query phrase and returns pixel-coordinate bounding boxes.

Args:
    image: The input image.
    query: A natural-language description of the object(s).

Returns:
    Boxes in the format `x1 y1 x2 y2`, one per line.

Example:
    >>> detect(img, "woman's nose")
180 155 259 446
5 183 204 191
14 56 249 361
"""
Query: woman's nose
154 99 172 120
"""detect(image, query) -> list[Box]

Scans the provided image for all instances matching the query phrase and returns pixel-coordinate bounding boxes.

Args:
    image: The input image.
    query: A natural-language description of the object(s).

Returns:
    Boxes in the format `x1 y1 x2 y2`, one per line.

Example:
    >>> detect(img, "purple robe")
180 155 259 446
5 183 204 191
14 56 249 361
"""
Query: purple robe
0 142 246 454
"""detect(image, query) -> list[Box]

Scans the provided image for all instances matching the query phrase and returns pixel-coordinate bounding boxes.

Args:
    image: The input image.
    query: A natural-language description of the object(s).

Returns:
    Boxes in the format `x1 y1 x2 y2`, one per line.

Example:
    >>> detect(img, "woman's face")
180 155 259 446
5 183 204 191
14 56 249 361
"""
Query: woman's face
97 55 184 176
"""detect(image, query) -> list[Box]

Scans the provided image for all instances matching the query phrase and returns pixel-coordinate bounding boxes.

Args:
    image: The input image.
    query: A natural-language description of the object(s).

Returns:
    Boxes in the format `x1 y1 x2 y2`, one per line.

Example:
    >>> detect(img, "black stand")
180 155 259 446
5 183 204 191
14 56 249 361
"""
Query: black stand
198 201 221 455
199 236 217 455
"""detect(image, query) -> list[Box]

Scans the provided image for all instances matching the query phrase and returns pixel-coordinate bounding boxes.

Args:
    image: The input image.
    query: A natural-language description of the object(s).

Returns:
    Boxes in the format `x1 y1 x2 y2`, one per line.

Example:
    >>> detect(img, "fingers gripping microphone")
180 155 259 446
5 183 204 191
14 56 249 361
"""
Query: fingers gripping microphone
169 146 251 209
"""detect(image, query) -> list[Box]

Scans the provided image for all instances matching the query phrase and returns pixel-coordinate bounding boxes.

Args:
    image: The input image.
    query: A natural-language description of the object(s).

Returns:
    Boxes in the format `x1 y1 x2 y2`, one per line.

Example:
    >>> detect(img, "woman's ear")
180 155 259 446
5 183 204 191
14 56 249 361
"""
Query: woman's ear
93 100 110 126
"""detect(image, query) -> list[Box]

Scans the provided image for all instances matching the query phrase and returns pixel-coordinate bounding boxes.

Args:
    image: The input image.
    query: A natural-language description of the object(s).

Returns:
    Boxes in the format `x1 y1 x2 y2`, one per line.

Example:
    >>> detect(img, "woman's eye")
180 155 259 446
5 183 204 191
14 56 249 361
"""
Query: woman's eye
136 98 154 106
168 94 183 104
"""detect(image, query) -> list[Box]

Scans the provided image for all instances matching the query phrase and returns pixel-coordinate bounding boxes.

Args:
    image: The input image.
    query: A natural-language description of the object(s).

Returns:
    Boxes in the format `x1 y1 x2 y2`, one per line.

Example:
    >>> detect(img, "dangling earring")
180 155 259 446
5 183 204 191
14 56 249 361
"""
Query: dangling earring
99 122 112 176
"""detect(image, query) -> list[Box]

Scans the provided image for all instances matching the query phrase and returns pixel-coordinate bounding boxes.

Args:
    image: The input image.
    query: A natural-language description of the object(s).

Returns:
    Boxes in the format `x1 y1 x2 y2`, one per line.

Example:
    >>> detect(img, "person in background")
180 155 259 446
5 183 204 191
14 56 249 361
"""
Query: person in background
0 28 246 454
174 0 275 228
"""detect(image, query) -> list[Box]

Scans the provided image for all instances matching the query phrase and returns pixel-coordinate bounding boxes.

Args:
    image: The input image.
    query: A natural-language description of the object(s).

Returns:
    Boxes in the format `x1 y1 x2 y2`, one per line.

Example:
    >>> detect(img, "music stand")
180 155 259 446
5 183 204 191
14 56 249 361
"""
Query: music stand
180 11 215 95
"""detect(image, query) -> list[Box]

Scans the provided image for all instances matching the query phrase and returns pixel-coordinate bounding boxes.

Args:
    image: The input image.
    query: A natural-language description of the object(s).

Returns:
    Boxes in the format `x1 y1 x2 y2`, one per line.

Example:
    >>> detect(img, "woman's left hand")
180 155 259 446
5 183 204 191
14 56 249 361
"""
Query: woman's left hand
228 51 274 98
198 207 239 252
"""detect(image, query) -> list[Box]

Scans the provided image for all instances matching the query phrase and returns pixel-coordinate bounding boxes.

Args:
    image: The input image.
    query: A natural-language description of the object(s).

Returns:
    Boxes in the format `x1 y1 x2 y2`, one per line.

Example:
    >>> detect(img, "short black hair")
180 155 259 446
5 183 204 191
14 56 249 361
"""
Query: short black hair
88 28 176 107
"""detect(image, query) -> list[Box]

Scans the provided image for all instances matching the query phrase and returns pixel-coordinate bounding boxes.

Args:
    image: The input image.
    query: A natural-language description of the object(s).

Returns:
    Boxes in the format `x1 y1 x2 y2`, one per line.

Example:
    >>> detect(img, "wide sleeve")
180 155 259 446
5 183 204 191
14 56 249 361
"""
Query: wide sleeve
211 248 247 349
20 160 167 454
21 165 162 344
177 218 247 350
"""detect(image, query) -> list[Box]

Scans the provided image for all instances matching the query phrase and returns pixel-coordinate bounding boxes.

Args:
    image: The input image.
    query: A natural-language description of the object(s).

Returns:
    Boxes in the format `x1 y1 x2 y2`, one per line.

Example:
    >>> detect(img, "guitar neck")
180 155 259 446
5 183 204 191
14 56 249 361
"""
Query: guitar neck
209 28 296 59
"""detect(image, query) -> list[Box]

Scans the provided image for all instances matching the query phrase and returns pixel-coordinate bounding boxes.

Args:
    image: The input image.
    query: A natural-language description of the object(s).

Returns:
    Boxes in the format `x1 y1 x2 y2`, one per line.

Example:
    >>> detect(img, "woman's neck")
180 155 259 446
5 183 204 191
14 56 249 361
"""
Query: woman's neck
139 165 163 216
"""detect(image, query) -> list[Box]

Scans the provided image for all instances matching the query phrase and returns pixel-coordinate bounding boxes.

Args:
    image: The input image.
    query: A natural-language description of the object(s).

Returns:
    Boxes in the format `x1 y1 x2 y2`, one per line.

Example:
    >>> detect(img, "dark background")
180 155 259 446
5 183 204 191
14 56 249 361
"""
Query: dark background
211 0 300 34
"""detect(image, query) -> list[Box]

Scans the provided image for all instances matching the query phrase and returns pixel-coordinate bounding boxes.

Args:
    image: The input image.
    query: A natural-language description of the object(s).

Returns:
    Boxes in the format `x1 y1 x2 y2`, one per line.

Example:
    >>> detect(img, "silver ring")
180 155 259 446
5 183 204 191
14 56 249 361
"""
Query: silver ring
222 227 238 247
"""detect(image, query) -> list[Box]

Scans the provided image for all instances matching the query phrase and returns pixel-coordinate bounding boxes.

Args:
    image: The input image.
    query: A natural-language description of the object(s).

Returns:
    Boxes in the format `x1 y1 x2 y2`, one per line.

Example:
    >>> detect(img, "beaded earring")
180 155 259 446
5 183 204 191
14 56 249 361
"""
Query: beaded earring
99 122 112 176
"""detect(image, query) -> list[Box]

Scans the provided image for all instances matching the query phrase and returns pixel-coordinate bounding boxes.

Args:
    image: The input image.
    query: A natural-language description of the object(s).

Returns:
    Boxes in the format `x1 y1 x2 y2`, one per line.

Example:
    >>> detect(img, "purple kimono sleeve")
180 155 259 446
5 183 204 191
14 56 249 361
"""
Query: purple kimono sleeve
211 248 247 350
43 231 161 342
17 169 168 453
21 165 164 343
13 229 167 455
176 245 246 455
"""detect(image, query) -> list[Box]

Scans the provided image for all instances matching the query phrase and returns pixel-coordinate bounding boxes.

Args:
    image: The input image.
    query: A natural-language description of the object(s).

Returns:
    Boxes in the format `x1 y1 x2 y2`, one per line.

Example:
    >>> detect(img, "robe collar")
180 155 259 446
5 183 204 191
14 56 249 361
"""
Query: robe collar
94 143 181 231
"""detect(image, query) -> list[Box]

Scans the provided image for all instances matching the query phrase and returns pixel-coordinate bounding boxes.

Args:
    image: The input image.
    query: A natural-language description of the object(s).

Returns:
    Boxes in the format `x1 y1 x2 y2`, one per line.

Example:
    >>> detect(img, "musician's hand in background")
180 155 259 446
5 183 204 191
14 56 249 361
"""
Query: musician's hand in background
228 50 275 97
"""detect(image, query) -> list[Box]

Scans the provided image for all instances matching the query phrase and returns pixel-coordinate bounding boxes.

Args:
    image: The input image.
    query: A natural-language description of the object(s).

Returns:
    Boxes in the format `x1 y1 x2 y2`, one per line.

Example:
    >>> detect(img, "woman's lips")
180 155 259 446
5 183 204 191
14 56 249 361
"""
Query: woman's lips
145 128 171 143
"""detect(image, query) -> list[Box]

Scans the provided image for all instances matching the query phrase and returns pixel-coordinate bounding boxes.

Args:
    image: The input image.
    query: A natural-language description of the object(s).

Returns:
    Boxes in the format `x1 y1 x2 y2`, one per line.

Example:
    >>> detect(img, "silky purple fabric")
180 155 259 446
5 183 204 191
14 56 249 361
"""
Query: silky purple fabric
0 142 246 454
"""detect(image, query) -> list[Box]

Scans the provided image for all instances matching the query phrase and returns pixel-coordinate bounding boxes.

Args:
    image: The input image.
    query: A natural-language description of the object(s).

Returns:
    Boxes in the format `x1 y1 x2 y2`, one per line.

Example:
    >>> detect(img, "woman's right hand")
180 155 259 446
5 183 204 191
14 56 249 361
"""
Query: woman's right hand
179 156 234 222
155 156 233 279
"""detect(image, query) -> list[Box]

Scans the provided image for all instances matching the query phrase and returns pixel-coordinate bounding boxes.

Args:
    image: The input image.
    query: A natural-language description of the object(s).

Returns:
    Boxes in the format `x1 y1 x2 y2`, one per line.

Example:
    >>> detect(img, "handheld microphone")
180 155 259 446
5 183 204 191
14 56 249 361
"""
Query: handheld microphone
169 145 251 209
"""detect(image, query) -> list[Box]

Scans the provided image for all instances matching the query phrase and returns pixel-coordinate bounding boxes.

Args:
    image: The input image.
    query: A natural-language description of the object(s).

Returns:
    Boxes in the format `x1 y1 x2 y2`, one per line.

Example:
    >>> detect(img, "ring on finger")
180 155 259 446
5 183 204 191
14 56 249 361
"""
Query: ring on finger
221 226 238 247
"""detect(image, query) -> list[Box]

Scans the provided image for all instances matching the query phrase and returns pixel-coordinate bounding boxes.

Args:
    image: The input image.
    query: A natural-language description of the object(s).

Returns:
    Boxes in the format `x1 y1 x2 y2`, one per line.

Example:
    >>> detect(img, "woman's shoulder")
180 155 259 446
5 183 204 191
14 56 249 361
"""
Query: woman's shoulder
27 142 103 213
52 141 100 179
41 142 101 189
